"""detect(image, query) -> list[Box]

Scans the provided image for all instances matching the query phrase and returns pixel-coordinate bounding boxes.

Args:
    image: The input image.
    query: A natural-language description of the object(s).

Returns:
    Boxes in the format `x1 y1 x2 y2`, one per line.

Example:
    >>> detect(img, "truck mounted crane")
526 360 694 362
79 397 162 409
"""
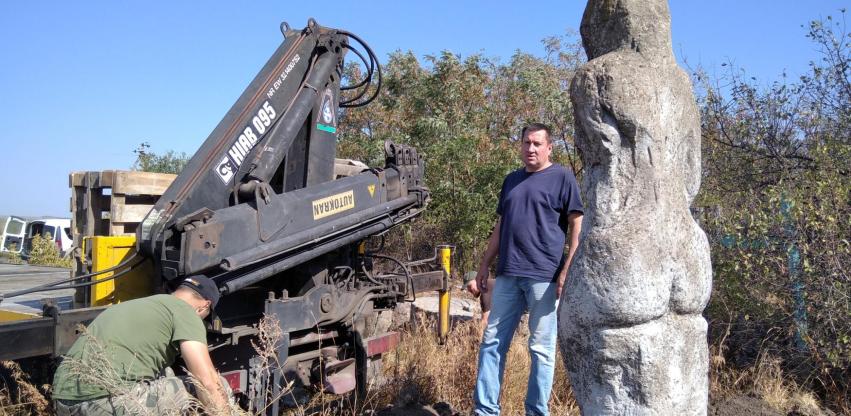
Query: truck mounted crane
0 19 452 414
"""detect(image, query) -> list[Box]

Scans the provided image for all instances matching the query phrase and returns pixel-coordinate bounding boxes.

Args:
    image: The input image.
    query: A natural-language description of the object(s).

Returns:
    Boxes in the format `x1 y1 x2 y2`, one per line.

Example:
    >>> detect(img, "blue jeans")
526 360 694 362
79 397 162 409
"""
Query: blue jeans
473 275 558 416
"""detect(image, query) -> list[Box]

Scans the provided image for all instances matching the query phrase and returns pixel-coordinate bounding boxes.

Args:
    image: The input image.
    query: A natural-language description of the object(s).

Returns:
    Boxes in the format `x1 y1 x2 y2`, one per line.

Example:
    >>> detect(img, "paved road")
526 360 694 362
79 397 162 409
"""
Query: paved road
0 264 75 314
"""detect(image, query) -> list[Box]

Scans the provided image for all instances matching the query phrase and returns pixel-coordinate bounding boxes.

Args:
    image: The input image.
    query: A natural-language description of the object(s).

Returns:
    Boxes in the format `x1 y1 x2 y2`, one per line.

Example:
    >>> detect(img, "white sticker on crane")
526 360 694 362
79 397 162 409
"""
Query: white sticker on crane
214 100 278 184
215 156 235 184
321 88 335 126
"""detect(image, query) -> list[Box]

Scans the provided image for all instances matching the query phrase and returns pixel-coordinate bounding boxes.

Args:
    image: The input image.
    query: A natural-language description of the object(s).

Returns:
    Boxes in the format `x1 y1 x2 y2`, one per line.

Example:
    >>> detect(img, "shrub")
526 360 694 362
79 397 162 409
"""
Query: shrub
1 244 24 265
696 13 850 411
26 234 72 269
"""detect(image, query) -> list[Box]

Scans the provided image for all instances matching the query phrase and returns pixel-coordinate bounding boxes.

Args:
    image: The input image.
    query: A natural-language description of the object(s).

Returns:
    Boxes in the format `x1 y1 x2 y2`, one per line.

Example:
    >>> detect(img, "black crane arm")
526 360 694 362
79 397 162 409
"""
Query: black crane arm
136 20 428 287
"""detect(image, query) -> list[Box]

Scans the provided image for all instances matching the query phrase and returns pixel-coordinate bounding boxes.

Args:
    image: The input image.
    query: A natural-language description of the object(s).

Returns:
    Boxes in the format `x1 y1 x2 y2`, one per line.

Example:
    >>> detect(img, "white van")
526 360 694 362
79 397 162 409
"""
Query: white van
23 218 72 258
0 215 27 253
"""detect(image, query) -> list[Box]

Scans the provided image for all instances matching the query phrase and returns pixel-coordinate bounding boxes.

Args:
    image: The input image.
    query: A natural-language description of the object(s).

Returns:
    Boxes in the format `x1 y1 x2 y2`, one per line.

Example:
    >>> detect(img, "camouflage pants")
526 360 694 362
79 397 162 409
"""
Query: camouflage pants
54 375 195 416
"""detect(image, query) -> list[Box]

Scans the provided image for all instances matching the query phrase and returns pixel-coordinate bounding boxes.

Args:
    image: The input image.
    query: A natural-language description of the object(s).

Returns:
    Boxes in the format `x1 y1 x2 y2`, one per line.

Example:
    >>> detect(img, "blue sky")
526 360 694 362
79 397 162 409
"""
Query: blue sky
0 1 846 217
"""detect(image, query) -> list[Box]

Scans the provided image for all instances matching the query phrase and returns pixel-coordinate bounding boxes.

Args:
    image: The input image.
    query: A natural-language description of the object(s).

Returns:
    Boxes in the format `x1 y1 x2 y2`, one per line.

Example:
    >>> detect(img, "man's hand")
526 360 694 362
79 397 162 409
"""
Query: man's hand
477 217 501 296
557 211 583 299
465 279 480 297
181 340 229 413
476 267 490 294
556 270 568 298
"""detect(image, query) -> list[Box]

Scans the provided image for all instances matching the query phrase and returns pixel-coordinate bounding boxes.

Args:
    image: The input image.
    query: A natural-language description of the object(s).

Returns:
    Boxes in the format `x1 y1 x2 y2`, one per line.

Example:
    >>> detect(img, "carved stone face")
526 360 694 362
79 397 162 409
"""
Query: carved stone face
520 129 553 172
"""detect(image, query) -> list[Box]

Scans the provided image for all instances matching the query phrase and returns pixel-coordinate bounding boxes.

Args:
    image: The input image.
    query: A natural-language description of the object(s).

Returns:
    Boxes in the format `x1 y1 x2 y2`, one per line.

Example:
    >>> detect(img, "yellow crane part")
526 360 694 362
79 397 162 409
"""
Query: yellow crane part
0 309 39 323
437 244 453 344
85 235 154 306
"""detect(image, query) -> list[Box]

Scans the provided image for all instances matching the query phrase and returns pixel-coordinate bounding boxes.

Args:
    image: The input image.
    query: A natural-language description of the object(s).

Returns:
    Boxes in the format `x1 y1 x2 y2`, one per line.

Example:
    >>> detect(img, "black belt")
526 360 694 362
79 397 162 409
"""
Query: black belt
56 396 108 405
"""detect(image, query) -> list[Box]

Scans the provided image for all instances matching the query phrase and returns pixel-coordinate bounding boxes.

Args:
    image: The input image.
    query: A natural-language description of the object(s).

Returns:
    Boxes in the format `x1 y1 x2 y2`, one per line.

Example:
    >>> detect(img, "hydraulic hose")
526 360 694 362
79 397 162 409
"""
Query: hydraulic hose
0 254 145 302
339 30 382 108
366 253 416 302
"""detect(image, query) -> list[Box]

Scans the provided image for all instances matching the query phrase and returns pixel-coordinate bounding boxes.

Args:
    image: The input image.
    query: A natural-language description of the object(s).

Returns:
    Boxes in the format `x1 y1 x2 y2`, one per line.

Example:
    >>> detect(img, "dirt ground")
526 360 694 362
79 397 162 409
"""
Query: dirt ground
710 396 785 416
368 395 803 416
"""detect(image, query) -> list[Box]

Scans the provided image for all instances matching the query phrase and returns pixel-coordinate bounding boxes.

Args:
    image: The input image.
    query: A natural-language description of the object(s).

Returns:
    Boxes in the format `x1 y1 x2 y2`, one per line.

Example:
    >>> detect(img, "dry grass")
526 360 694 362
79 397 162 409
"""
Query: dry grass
0 314 836 415
0 361 50 416
708 326 830 415
376 316 579 415
276 313 579 415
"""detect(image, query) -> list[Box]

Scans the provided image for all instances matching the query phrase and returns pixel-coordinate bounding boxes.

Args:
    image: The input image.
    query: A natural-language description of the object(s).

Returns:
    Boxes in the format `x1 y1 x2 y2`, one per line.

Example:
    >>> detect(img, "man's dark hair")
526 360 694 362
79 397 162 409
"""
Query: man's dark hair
521 123 553 143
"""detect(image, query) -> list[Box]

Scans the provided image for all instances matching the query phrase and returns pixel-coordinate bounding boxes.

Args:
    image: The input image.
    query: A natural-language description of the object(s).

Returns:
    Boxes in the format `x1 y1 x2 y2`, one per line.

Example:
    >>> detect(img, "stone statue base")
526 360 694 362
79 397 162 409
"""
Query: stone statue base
562 313 708 415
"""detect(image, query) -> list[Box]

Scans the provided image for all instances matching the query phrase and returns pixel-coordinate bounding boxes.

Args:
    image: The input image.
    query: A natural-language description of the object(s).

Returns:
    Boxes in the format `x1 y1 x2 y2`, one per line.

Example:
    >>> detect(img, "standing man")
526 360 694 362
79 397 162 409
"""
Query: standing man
473 123 583 416
52 275 230 415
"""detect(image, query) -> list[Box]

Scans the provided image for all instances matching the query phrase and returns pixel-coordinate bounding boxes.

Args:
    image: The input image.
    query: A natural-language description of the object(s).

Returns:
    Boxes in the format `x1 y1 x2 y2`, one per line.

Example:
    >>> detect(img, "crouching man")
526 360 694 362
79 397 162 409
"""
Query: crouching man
52 275 230 415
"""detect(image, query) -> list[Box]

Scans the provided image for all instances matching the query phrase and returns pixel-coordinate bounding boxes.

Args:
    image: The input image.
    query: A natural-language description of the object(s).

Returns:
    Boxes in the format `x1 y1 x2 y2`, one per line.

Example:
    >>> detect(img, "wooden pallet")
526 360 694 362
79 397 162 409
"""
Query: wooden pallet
68 171 174 308
69 170 176 246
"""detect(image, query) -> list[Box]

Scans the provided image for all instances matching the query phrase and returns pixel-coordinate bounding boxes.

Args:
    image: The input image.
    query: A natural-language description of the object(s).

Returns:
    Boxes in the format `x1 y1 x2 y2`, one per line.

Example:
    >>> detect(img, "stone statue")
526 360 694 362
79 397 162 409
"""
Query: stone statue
559 0 713 414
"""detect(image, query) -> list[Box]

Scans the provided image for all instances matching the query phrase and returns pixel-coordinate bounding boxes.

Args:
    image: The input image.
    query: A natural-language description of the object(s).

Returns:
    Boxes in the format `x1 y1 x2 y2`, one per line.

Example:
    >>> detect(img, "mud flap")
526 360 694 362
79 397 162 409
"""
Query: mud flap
322 357 356 394
354 330 400 398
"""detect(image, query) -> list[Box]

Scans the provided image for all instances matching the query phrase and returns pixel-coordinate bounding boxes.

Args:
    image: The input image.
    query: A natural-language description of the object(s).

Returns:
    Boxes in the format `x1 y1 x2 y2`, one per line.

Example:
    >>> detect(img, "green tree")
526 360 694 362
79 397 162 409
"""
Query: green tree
696 12 850 410
338 35 584 269
131 142 190 174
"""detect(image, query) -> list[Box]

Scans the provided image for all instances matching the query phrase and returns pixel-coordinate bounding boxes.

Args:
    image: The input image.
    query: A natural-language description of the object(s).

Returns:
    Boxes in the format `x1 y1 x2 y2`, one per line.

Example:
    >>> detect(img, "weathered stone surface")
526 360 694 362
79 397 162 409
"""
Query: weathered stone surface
411 296 476 325
562 314 709 414
371 298 474 335
559 0 713 414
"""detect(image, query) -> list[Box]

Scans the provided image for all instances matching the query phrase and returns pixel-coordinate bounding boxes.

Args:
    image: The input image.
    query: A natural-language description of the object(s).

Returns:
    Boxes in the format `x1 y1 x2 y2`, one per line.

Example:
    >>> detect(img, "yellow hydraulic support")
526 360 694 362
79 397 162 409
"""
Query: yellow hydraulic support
437 244 453 344
85 235 154 306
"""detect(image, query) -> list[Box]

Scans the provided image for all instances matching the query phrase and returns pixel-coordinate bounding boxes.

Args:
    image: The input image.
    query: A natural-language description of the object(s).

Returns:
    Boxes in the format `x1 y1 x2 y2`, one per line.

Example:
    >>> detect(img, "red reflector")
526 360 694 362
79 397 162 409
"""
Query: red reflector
365 331 401 357
220 370 246 393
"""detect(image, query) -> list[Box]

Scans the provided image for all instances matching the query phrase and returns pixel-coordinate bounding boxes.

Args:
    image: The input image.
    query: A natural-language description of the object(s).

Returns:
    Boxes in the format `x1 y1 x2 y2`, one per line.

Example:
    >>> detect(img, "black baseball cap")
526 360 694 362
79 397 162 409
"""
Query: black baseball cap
179 274 221 309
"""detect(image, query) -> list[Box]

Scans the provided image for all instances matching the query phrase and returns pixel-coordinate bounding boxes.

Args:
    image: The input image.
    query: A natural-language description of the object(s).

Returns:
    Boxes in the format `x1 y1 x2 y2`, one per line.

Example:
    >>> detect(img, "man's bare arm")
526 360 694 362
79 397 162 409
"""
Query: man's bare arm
556 212 583 298
476 217 501 294
180 340 229 412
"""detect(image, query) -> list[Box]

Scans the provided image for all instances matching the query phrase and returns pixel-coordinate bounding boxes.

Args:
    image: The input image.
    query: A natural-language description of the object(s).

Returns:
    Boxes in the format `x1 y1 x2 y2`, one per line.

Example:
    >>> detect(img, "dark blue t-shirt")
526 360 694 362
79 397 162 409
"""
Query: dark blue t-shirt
496 164 583 281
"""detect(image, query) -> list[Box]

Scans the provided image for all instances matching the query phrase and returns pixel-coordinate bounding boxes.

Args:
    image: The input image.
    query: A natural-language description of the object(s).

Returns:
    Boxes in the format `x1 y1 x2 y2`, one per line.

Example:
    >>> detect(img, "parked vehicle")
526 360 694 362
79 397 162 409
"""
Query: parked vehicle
0 215 27 253
23 218 72 257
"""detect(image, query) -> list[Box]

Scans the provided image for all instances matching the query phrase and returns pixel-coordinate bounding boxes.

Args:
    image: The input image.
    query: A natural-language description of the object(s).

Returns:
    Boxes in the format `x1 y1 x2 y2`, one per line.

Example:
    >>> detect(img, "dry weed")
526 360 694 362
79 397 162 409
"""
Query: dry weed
0 361 49 416
247 313 298 415
752 355 793 411
1 244 24 265
286 393 357 416
4 310 834 416
380 315 579 415
187 313 290 416
182 373 244 416
61 328 178 415
709 328 829 415
790 390 824 416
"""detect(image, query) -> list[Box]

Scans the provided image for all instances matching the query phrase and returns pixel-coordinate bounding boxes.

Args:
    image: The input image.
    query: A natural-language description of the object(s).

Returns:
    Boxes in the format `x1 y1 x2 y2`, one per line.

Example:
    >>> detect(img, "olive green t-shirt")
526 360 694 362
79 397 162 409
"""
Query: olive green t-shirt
52 294 207 400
